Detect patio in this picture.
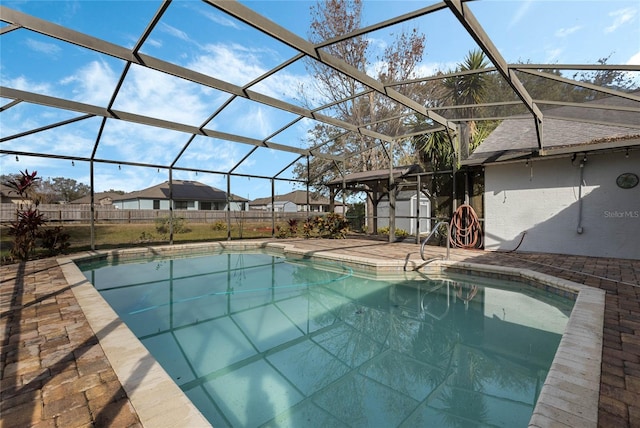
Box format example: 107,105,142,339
1,238,638,427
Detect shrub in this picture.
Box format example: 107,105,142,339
5,170,44,260
155,216,190,235
275,213,349,240
378,226,408,238
287,218,298,236
39,226,71,255
275,225,290,238
211,220,227,231
314,213,349,239
137,231,155,243
302,218,314,239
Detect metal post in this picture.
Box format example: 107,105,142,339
388,141,396,243
169,169,173,245
271,178,275,237
306,156,310,218
90,160,95,250
226,174,232,241
416,174,421,245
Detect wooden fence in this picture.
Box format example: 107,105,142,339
0,204,320,225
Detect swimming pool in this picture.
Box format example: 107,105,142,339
79,251,574,427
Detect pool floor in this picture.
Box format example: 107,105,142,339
81,252,575,427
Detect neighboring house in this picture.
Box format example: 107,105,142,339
249,190,343,213
112,180,248,211
377,190,432,235
463,93,640,259
0,183,29,204
70,192,123,206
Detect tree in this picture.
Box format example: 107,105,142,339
411,50,493,171
2,173,91,203
294,0,427,232
38,177,90,203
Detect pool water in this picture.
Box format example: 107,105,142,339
80,252,574,427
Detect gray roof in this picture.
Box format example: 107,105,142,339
70,192,123,204
327,165,422,187
250,190,337,206
464,93,640,165
113,180,248,202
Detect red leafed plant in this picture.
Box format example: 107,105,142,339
5,169,69,261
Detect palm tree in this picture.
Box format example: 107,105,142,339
442,49,490,150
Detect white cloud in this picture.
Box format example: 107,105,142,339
25,38,62,57
191,43,268,86
180,139,246,173
555,26,582,38
198,9,241,29
415,61,458,76
605,7,637,34
4,75,52,94
545,48,563,63
59,59,118,105
145,38,162,49
114,64,219,126
508,0,534,30
627,51,640,65
160,22,192,42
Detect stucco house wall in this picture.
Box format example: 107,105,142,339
484,152,639,259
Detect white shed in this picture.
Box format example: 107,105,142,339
378,190,432,235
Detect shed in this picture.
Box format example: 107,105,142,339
377,190,432,235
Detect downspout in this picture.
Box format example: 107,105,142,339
577,155,586,234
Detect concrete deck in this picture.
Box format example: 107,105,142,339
1,238,639,427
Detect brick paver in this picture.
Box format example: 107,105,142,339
1,239,638,427
1,258,141,428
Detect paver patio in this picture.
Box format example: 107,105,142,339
1,238,639,427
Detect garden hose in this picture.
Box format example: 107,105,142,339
449,204,483,249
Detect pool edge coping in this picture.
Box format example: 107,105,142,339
62,241,605,428
57,256,212,428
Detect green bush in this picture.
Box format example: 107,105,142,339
378,226,408,238
275,213,350,239
155,216,190,235
211,220,227,231
314,213,350,239
39,226,71,255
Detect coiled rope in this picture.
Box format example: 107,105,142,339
449,204,483,249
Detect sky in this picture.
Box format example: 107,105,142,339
1,0,639,201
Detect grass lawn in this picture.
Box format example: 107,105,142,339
1,222,278,263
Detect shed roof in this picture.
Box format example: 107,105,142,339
327,165,422,188
250,190,335,206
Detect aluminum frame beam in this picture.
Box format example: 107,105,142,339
0,6,378,152
444,0,545,151
205,0,458,136
0,86,343,161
